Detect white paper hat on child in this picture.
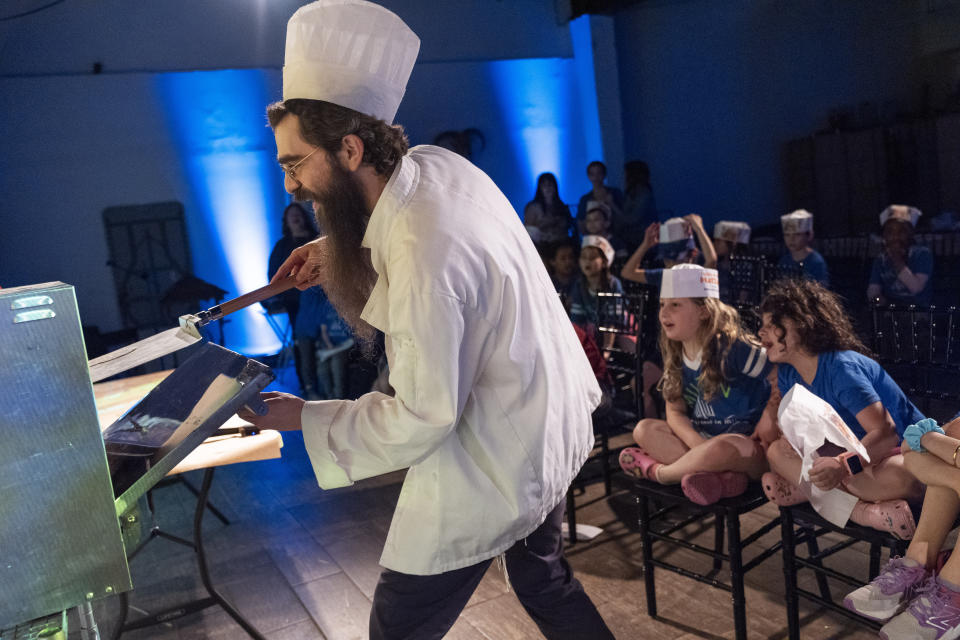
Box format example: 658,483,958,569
581,235,615,266
659,217,690,243
283,0,420,124
713,221,751,244
880,204,922,227
781,209,813,234
660,264,719,299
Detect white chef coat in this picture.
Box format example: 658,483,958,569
301,145,601,575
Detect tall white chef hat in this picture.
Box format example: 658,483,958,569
880,204,922,228
283,0,420,124
713,221,751,244
781,209,813,234
660,264,720,300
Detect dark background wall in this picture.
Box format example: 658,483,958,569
613,0,960,228
1,0,958,351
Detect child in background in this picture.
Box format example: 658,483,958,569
713,220,752,304
568,235,623,345
844,414,960,637
620,214,718,287
778,209,829,285
583,200,627,262
296,286,354,400
546,240,579,300
618,265,777,505
867,205,933,306
757,279,923,538
523,172,576,248
620,215,718,419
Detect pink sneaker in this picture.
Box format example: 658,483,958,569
681,471,749,505
619,447,660,481
850,499,917,540
761,471,807,506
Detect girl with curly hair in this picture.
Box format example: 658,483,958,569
619,265,778,505
757,278,923,538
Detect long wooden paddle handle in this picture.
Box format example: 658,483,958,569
196,275,298,325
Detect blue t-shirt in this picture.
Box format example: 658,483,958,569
645,268,663,289
777,350,923,440
681,340,772,437
569,275,624,327
295,286,351,342
869,245,933,306
778,250,830,286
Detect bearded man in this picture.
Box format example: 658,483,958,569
239,2,614,639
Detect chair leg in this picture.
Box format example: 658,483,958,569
869,541,882,579
600,432,612,496
804,533,832,602
566,488,578,545
638,493,657,618
726,512,747,640
780,508,801,640
713,514,726,573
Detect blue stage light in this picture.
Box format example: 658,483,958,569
157,69,285,356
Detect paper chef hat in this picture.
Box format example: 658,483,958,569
283,0,421,124
660,264,719,299
581,235,615,266
880,204,922,228
659,217,690,243
781,209,813,234
713,221,751,244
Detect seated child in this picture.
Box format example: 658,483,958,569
584,200,627,262
867,204,933,306
569,235,623,348
778,209,829,285
547,240,579,300
618,264,777,505
713,220,753,304
619,215,718,419
757,278,923,538
843,414,960,637
620,214,717,286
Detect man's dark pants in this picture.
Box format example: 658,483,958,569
369,498,615,639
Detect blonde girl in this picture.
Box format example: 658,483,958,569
619,264,777,505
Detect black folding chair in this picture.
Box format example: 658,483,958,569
566,291,648,543
616,476,782,640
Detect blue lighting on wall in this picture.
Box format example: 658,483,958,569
488,57,584,215
569,15,605,166
156,69,286,356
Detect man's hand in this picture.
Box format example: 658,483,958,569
809,455,846,491
271,237,328,290
236,391,306,431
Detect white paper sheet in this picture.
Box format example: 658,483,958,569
777,384,872,527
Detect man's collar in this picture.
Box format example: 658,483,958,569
361,153,417,255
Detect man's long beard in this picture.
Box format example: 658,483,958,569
299,160,378,343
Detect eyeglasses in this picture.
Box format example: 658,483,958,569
280,146,321,182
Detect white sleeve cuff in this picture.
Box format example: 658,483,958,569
301,400,353,489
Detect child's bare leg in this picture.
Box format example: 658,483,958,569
846,454,923,503
766,437,803,486
904,485,960,571
657,434,766,484
632,418,687,464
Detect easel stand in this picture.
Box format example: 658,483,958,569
112,468,265,640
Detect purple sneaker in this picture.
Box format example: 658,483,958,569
880,577,960,639
843,556,929,622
